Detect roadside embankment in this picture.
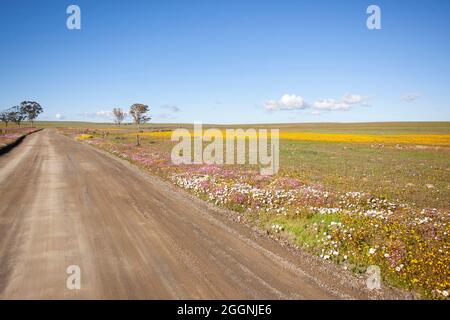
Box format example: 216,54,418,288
0,127,43,155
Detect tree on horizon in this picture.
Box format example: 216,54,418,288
19,101,43,127
129,103,150,130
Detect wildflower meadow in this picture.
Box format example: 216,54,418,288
60,123,449,299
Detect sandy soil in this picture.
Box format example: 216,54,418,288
0,129,406,299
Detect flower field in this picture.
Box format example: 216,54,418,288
111,129,450,146
60,123,449,299
280,132,450,145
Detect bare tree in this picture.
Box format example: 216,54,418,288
129,103,150,130
19,101,43,127
112,108,126,125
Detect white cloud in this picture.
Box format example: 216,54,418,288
264,94,309,111
312,93,370,112
55,113,65,120
263,92,370,114
154,113,176,119
401,93,421,102
342,93,366,105
161,105,180,112
313,99,351,111
95,110,113,117
80,110,115,118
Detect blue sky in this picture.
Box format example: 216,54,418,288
0,0,449,123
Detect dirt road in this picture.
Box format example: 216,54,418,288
0,129,373,299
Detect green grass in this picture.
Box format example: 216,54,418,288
262,210,342,248
4,120,450,134
279,140,449,210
